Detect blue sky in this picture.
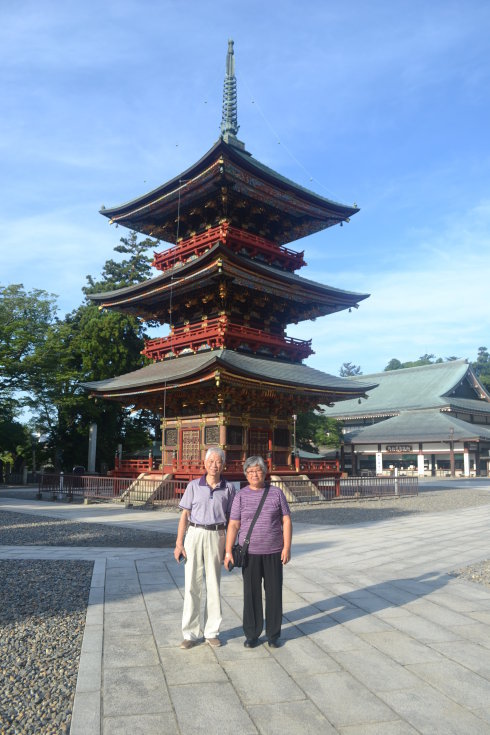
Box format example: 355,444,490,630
2,0,490,376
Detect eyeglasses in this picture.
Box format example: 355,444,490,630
246,468,264,475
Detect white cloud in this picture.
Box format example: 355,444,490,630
295,199,490,375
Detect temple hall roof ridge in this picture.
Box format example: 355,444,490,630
343,408,490,444
322,359,490,419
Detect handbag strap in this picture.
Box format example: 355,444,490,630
242,484,270,550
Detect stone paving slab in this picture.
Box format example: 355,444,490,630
2,496,490,734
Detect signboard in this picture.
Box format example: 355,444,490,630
385,445,413,453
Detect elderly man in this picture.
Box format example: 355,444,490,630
174,447,235,649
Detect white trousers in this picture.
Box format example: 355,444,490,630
182,525,225,640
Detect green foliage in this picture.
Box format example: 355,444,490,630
383,348,490,394
84,231,155,295
384,358,402,371
0,232,159,472
384,354,446,371
0,407,30,478
0,284,59,472
472,346,490,393
339,362,362,377
0,284,58,396
295,411,343,452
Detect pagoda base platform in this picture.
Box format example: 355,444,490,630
109,459,341,483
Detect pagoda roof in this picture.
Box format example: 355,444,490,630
88,241,369,320
83,348,377,401
344,409,490,444
100,139,359,245
322,360,490,419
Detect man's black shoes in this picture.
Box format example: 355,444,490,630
267,638,280,648
244,638,259,648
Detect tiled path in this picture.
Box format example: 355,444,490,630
1,495,490,734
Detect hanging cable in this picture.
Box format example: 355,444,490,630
161,179,185,480
240,73,354,204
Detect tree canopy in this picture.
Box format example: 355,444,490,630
473,346,490,393
0,232,159,474
383,350,490,392
295,410,343,452
339,362,362,377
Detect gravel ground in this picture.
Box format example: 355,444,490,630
289,486,490,525
1,487,489,734
0,510,175,548
0,560,92,735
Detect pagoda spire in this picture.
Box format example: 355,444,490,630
220,39,245,150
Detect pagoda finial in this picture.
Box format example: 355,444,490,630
220,39,245,150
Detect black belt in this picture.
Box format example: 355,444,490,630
189,521,226,531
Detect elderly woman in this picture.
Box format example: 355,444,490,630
225,456,292,648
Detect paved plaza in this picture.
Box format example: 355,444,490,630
1,485,490,734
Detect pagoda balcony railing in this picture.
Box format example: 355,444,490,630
152,222,306,273
142,316,313,361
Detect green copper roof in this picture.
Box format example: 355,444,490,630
323,360,490,418
344,409,490,443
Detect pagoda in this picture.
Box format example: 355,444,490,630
85,40,375,481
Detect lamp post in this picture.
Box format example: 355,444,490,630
32,432,41,498
292,414,299,472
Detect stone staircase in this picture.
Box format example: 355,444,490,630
120,473,173,507
270,474,324,503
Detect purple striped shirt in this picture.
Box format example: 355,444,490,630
230,485,290,554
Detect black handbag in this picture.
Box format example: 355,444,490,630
231,485,270,569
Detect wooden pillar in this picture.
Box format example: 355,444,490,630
340,443,345,474
463,444,470,477
449,429,455,477
417,443,424,476
352,445,358,476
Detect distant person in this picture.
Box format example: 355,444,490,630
225,455,292,648
174,448,235,649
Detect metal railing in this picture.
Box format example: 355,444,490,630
318,476,418,501
37,473,188,506
37,473,418,507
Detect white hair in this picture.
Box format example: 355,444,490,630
243,455,267,474
205,447,225,463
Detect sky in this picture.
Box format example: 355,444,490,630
2,0,490,377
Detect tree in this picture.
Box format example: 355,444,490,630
84,231,156,296
339,362,362,377
472,346,490,393
384,358,402,371
295,411,343,452
384,354,445,371
0,284,58,397
0,284,58,473
0,402,30,481
3,232,160,472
